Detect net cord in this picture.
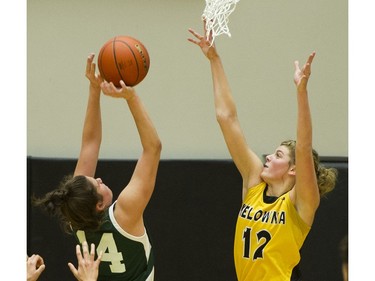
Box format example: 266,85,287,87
202,0,240,45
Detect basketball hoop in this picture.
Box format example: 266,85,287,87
202,0,240,45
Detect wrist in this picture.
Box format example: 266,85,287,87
89,83,101,93
208,52,220,62
297,90,308,98
124,92,137,102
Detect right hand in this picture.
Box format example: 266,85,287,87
101,80,136,101
188,20,218,60
27,254,45,281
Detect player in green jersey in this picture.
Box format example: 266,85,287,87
33,53,161,281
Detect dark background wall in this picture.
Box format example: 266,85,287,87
27,157,348,281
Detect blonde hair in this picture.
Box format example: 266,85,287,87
280,140,338,197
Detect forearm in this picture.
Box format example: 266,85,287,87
209,55,238,121
296,90,313,150
81,84,102,147
126,94,161,153
294,51,316,151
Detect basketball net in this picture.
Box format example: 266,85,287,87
202,0,240,45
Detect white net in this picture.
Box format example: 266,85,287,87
202,0,240,44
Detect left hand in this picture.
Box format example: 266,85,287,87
85,53,103,90
294,51,316,92
68,241,102,281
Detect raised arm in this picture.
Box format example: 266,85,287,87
188,26,263,197
101,81,162,236
74,54,103,177
291,51,320,226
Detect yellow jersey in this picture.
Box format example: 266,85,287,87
234,182,310,281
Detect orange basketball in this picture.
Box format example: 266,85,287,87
98,36,150,87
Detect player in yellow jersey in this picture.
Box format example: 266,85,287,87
188,22,337,281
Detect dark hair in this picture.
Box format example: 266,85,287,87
280,140,338,197
32,175,105,234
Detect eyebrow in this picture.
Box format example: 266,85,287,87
91,178,100,190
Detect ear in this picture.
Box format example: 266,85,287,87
96,201,105,212
288,165,296,176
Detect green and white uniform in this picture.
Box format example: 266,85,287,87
75,202,154,281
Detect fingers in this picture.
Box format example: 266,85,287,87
303,51,315,75
95,250,103,267
188,28,202,39
188,28,203,44
35,255,45,268
67,262,78,277
89,243,97,262
36,264,46,274
75,243,84,263
304,63,311,76
119,80,128,89
74,241,95,262
86,53,95,75
101,81,116,93
294,60,300,72
295,51,316,71
306,51,316,65
28,254,45,267
88,53,95,60
88,61,96,77
90,242,95,255
82,241,90,260
97,250,103,262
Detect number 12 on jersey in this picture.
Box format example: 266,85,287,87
242,227,271,260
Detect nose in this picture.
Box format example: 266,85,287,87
96,178,103,184
265,154,271,162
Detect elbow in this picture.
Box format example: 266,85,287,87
155,139,162,154
150,138,162,155
216,110,238,125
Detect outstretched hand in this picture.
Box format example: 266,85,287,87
68,241,102,281
86,53,103,90
188,20,218,60
101,80,136,101
294,51,316,92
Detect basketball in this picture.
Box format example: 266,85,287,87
98,35,150,87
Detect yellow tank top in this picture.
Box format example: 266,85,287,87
233,182,310,281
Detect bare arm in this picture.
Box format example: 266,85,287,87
188,27,263,198
291,51,320,226
101,81,162,235
74,54,103,177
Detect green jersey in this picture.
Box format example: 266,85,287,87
74,202,154,281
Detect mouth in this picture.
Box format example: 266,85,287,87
263,164,268,168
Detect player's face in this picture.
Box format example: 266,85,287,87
261,145,294,182
87,176,113,209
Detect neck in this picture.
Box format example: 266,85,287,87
266,183,293,197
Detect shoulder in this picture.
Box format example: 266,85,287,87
243,182,266,202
